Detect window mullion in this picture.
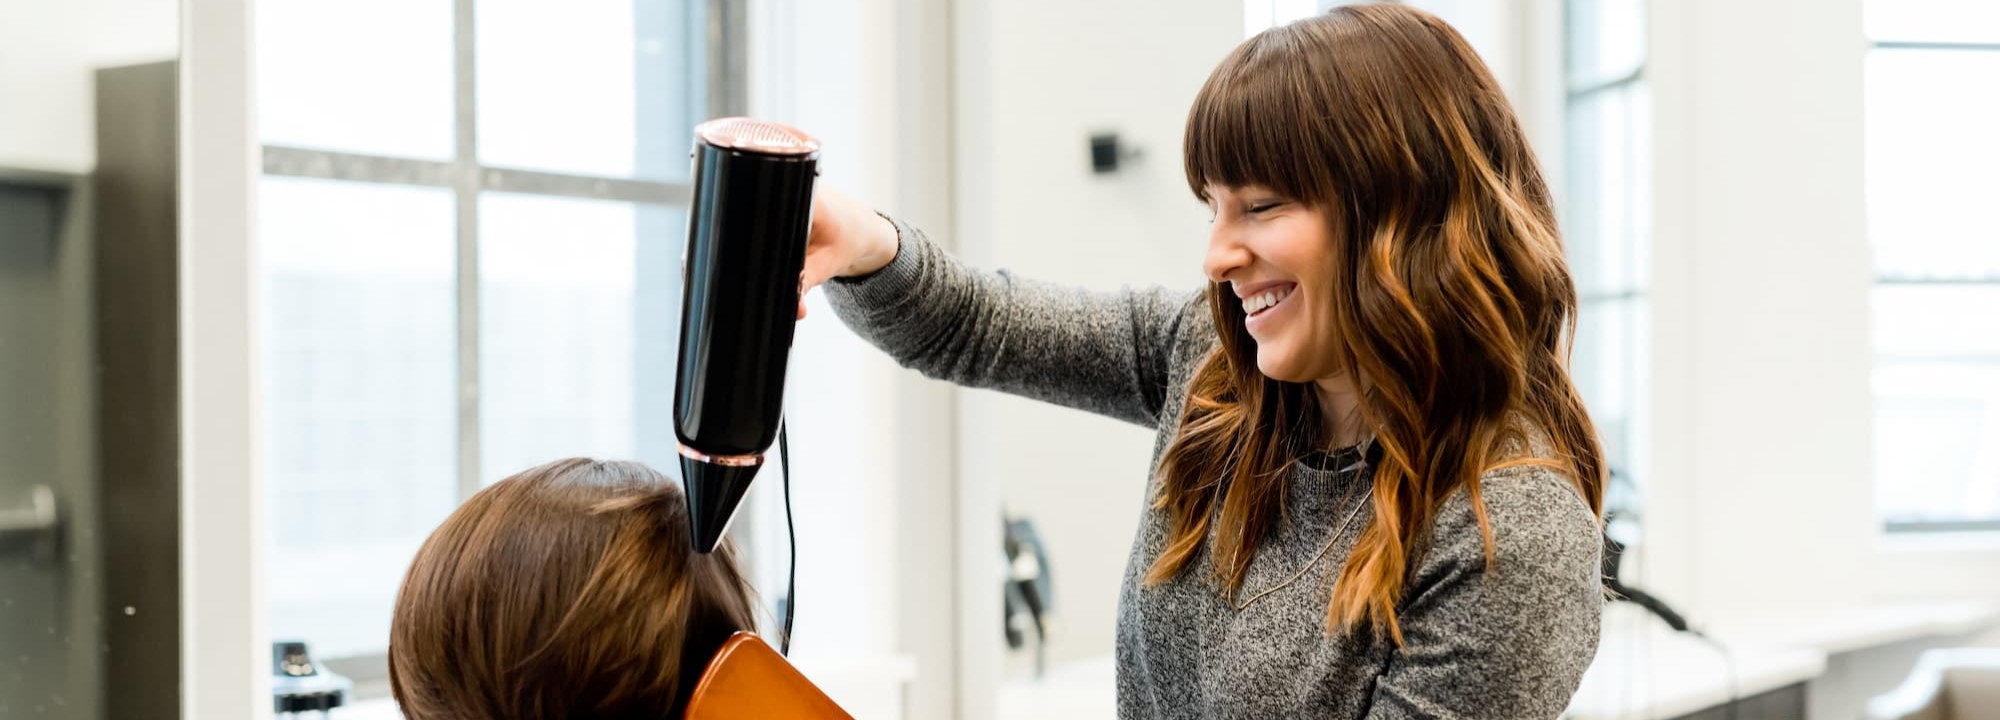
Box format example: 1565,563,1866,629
1877,276,2000,286
1566,67,1643,100
454,0,483,501
1873,40,2000,53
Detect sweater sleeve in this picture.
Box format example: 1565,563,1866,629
822,214,1209,428
1364,467,1605,720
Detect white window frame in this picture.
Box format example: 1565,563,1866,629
255,0,744,688
258,0,734,504
1867,32,2000,535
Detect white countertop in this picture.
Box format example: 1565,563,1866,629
1567,606,1826,720
1707,599,2000,656
999,655,1118,720
1568,599,2000,720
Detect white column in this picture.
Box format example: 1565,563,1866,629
179,0,265,717
1646,0,1874,620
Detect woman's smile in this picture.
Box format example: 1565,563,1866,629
1237,281,1297,334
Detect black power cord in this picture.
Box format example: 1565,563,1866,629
778,420,797,656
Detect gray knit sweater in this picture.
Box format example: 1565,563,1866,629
825,217,1603,719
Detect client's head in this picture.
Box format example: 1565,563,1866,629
390,458,756,719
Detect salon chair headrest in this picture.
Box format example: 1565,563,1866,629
684,632,853,720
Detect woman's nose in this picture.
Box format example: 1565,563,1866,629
1204,222,1250,284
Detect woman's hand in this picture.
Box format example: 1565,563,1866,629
797,186,900,319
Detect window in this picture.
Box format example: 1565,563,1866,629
256,0,731,679
1866,0,2000,532
1562,0,1650,522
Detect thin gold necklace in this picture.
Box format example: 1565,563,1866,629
1231,442,1373,612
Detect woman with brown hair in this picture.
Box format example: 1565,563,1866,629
387,458,757,718
804,4,1604,718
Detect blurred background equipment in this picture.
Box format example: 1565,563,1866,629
273,640,354,717
1867,648,2000,720
1088,131,1141,174
1601,468,1693,633
1,6,182,708
1004,513,1056,677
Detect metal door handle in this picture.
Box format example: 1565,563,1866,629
0,485,57,535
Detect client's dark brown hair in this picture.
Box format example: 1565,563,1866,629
389,458,757,719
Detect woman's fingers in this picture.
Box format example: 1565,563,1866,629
800,245,844,293
796,251,836,323
795,185,877,322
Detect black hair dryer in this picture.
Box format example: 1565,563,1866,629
675,117,820,553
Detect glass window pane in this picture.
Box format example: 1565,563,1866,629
1874,286,2000,525
478,193,685,483
476,0,698,180
1867,0,2000,44
1563,2,1651,521
1866,50,2000,279
1576,297,1649,533
260,177,458,660
1874,286,2000,360
1563,83,1650,296
1875,360,2000,524
256,0,455,159
1574,297,1644,472
1566,0,1644,87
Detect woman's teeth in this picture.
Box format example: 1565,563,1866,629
1244,286,1293,315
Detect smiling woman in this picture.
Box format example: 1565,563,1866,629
796,4,1605,718
1167,2,1606,650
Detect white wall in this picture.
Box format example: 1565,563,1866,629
0,0,96,172
0,0,177,173
1644,0,1879,620
952,0,1240,674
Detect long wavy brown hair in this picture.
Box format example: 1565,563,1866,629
1149,4,1605,644
389,458,757,718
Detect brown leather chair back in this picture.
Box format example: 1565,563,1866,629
684,633,854,720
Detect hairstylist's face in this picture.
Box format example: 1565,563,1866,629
1202,184,1341,383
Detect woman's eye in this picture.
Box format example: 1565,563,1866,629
1248,201,1284,215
